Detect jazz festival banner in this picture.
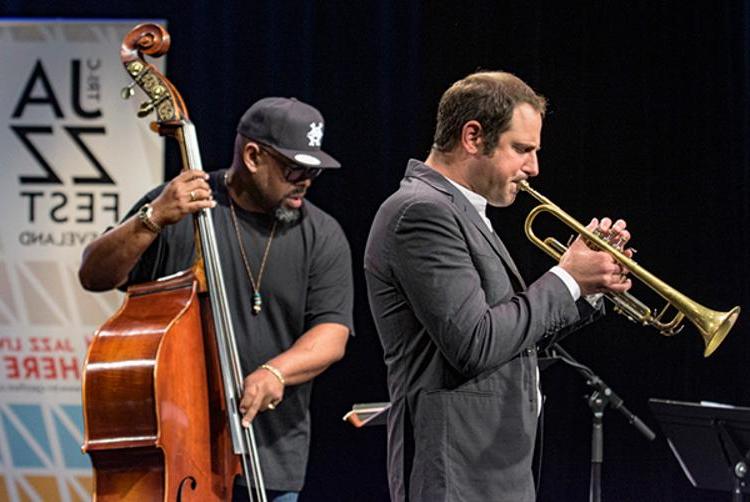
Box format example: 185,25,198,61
0,19,165,501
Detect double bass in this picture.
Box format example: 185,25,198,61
81,24,267,501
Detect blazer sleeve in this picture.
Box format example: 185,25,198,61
390,199,584,377
537,296,606,351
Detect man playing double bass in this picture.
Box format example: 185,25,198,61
79,97,354,502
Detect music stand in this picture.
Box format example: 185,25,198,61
343,402,390,428
649,399,750,501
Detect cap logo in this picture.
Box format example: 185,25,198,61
307,122,324,147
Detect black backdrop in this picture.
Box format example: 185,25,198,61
3,1,749,500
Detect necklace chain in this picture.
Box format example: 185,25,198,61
226,173,277,315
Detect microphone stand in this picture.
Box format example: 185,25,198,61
548,343,656,502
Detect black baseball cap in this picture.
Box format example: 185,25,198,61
237,97,340,169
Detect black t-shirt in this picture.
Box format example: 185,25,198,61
123,169,354,491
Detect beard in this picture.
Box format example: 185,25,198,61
274,205,301,224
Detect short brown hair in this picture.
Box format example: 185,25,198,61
432,71,547,154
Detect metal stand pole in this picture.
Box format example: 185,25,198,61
588,391,605,502
549,344,656,501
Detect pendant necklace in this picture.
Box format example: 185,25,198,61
226,173,277,315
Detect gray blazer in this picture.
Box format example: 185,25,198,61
365,159,601,502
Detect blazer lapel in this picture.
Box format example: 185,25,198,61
462,205,527,291
406,160,527,290
490,230,527,290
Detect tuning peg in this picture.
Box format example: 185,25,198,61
121,82,136,100
137,100,155,117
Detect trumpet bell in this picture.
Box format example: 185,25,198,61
701,305,741,357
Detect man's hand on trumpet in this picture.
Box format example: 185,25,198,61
559,217,634,296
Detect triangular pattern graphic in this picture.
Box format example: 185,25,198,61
67,478,87,502
75,475,92,497
3,413,44,468
0,302,10,324
0,261,18,325
60,404,85,432
15,478,32,502
65,265,121,326
0,475,8,501
5,405,50,467
53,411,89,468
24,475,60,502
25,260,70,325
17,264,62,325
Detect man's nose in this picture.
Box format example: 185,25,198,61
525,152,539,177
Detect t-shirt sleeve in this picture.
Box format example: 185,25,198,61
118,184,196,289
304,217,355,335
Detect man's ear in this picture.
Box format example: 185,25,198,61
243,142,262,174
460,120,484,154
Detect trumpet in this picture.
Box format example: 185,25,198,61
518,180,740,357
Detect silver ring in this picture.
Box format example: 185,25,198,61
189,190,197,202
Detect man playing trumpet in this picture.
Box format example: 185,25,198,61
364,71,634,501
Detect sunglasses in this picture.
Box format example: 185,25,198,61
261,145,323,183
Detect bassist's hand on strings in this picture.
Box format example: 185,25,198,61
149,170,216,227
239,365,285,427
